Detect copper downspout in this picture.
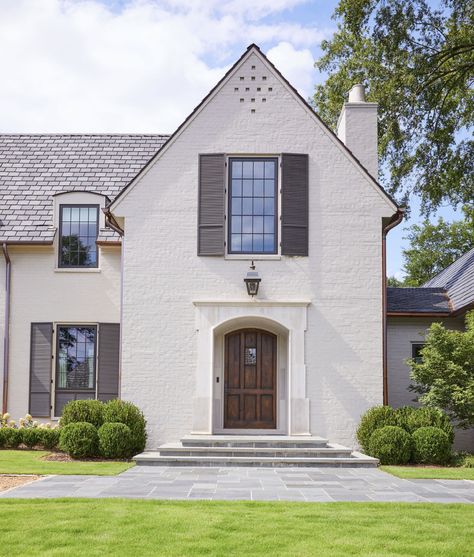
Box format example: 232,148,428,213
2,243,11,414
102,208,124,237
382,209,404,405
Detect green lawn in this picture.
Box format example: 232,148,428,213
0,450,134,476
0,500,472,556
381,465,474,480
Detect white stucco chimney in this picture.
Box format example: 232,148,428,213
337,84,378,178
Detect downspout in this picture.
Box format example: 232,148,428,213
382,209,404,405
2,243,11,415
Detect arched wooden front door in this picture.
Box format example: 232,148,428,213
224,329,277,429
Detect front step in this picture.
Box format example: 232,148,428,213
133,435,379,468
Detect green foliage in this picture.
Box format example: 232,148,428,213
404,407,455,443
21,428,42,448
61,400,104,429
394,406,417,428
0,428,22,449
387,276,403,287
314,0,474,213
356,405,397,452
98,423,133,459
59,422,99,459
412,426,452,464
408,312,474,428
103,400,147,455
368,426,413,464
401,206,474,286
38,428,60,450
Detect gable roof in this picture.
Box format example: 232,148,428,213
423,247,474,313
110,44,399,212
0,134,168,243
387,287,451,314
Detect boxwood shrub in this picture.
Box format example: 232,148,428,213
0,428,22,449
98,422,133,459
61,400,104,429
405,407,454,444
59,422,99,458
356,406,398,453
412,426,451,465
103,400,147,455
21,427,42,448
38,428,60,450
368,426,413,465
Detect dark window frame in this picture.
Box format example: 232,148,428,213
58,204,100,268
411,343,425,363
227,157,279,255
55,324,97,393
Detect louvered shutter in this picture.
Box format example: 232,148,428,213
97,323,120,402
29,323,53,417
281,153,309,256
198,154,225,255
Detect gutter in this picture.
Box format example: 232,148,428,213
382,209,404,405
2,243,11,414
102,207,124,237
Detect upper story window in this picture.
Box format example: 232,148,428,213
412,343,425,364
59,205,99,268
228,158,278,254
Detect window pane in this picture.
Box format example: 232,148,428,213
242,179,253,197
242,161,253,178
71,207,80,221
232,180,242,197
231,234,241,251
70,222,79,236
242,234,253,252
231,216,241,233
89,207,98,221
264,160,275,178
264,216,274,233
80,207,89,220
242,216,252,233
242,198,253,214
232,161,242,178
62,207,71,221
253,198,264,215
253,216,263,233
253,161,264,178
232,198,242,215
57,326,96,391
264,234,275,252
254,179,264,196
264,179,275,196
253,235,263,251
264,198,275,215
79,222,89,236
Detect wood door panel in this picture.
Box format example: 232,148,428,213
224,329,276,429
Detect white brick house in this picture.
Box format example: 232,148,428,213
1,45,472,456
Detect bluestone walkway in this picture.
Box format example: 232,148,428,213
1,466,473,503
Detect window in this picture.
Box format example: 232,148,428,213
412,343,425,364
59,205,99,267
56,326,96,391
228,158,277,254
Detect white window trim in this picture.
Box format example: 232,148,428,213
224,154,282,260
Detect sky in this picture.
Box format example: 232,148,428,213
0,0,459,277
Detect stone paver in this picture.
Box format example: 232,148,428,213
0,467,473,503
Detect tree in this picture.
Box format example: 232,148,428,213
314,0,474,214
387,276,404,286
401,205,474,285
408,311,474,428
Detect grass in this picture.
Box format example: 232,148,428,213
381,465,474,480
0,500,472,556
0,450,134,476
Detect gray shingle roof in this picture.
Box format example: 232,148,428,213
387,287,451,313
423,247,474,312
0,134,169,242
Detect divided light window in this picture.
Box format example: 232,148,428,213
59,205,99,268
228,158,278,254
56,326,96,391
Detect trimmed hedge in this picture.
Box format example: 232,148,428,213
405,407,454,444
61,400,104,429
0,428,22,449
368,426,413,465
38,428,60,450
103,400,147,455
98,423,133,459
21,428,42,448
59,422,99,459
412,427,451,465
356,406,398,453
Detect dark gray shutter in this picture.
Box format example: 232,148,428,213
97,323,120,402
198,154,225,255
281,153,309,256
29,323,53,417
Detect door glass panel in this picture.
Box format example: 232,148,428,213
245,347,257,365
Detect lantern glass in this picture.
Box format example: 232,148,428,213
244,270,261,297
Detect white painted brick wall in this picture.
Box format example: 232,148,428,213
387,316,473,450
115,50,396,449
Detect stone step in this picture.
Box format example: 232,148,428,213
158,443,353,458
180,435,329,448
133,452,379,468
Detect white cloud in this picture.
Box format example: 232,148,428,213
0,0,331,132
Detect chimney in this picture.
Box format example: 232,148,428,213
336,84,378,178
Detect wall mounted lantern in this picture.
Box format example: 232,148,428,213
244,261,261,297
